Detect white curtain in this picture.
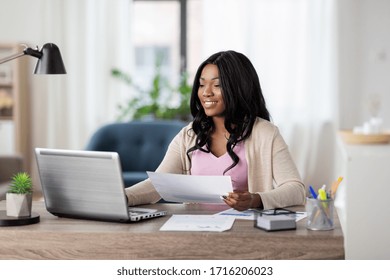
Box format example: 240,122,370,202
32,0,133,151
202,0,338,188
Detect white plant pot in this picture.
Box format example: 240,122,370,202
6,193,32,217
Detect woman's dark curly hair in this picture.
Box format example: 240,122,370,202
187,50,271,173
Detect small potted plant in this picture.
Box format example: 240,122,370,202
6,172,33,217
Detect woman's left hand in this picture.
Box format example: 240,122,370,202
223,191,257,211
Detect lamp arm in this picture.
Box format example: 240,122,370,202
0,46,42,65
0,52,25,65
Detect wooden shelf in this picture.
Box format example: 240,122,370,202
0,83,12,87
0,116,13,121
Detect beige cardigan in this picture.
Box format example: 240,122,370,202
125,118,306,209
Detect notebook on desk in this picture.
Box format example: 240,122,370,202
34,148,167,223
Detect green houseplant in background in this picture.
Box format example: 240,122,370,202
111,56,192,122
6,172,33,217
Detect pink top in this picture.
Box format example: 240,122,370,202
190,142,248,192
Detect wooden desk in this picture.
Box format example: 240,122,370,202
0,201,344,260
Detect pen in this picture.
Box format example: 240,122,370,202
318,189,327,201
309,185,317,199
331,176,343,198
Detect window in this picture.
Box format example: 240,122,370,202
132,0,181,89
132,0,201,88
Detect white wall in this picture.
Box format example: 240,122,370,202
338,0,390,130
0,1,45,43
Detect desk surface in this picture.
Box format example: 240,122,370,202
0,201,344,260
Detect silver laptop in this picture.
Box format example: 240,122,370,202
35,148,167,223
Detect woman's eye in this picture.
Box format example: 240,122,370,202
214,84,220,88
199,84,204,87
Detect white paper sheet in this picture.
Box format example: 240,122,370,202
214,208,256,220
215,209,307,221
289,212,307,222
160,215,235,232
147,172,232,203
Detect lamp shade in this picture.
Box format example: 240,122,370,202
33,43,66,74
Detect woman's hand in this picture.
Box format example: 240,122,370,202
223,191,262,211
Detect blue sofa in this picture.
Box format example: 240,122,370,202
85,120,185,188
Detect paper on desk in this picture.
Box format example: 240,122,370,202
215,209,307,221
160,215,235,232
215,208,256,220
147,172,232,203
289,212,307,222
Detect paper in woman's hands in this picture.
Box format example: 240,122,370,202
147,172,232,203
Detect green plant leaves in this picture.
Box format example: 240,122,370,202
111,59,192,121
9,172,33,194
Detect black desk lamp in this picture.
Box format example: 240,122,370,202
0,43,66,74
0,43,65,226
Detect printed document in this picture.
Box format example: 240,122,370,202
160,215,235,232
215,209,307,221
214,208,256,220
147,172,232,203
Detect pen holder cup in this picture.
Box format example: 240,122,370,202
306,198,334,231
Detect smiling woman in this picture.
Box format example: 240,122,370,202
125,50,306,211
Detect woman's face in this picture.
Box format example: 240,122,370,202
198,64,225,118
